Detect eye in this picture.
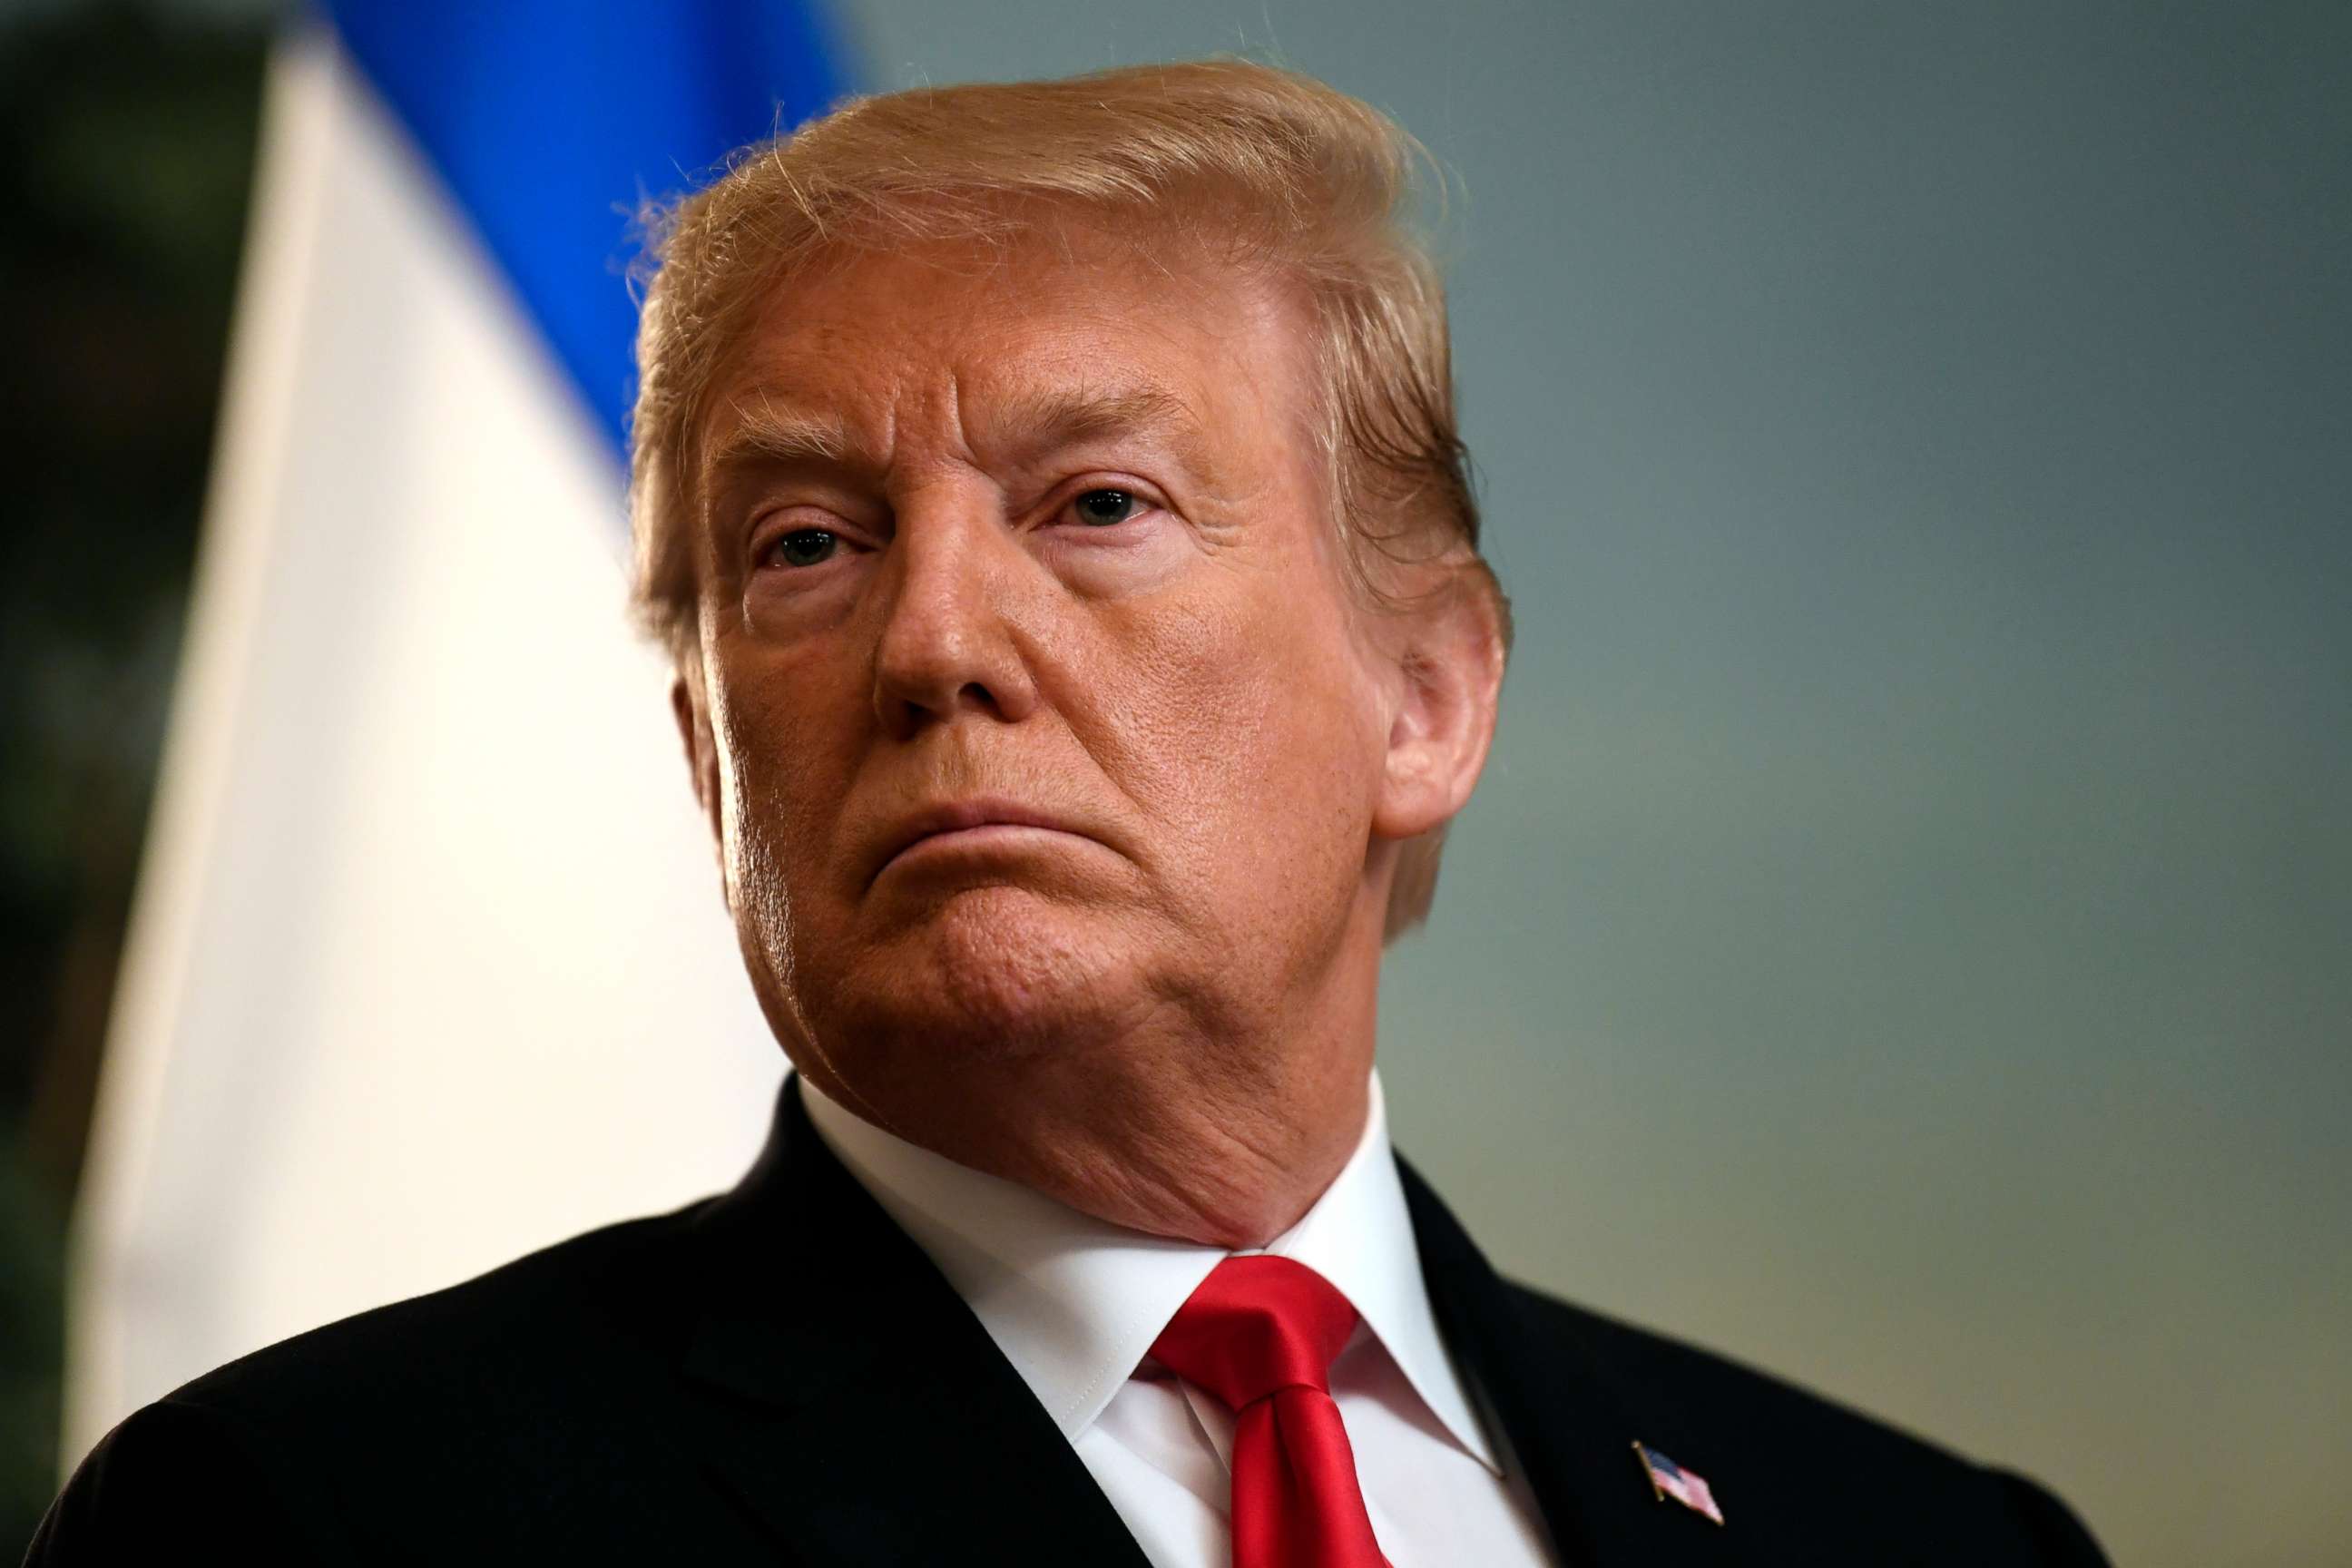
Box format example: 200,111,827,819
1069,488,1143,527
764,528,838,569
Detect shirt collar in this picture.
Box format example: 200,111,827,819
799,1068,1502,1475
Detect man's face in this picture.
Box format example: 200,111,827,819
682,221,1404,1125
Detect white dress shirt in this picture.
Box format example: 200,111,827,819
800,1070,1557,1568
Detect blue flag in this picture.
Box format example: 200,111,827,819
318,0,849,452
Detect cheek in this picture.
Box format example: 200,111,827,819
1088,571,1383,879
710,652,861,904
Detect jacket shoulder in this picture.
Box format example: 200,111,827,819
1504,1280,2107,1563
33,1200,733,1565
171,1198,716,1423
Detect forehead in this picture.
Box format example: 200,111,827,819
696,221,1315,472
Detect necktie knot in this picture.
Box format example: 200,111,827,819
1150,1255,1360,1412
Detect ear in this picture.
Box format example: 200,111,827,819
1370,570,1507,844
670,661,724,858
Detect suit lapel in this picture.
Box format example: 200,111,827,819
1400,1158,1740,1568
671,1078,1152,1567
666,1081,1743,1565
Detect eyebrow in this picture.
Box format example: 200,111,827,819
701,392,856,478
984,384,1203,461
700,381,1222,488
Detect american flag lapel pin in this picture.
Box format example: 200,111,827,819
1633,1440,1726,1525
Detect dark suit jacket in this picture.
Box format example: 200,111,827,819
28,1076,2107,1565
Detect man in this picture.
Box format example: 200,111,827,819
30,61,2106,1565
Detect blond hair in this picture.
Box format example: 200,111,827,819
628,59,1508,938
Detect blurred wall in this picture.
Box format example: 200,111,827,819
828,4,2348,1565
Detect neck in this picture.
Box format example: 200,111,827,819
794,952,1383,1250
1004,1038,1377,1249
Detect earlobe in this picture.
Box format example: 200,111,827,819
1369,578,1506,844
670,672,723,853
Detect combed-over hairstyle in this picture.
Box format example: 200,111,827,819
627,58,1509,939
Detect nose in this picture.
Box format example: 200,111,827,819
869,487,1042,740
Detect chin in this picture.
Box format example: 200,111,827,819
809,885,1159,1065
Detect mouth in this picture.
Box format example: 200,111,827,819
867,798,1096,888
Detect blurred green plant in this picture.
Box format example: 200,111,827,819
0,1,267,1548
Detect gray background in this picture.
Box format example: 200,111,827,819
835,4,2349,1564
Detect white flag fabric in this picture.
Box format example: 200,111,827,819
65,8,844,1465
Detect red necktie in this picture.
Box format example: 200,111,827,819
1150,1255,1391,1568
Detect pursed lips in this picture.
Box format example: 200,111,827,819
867,798,1096,887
